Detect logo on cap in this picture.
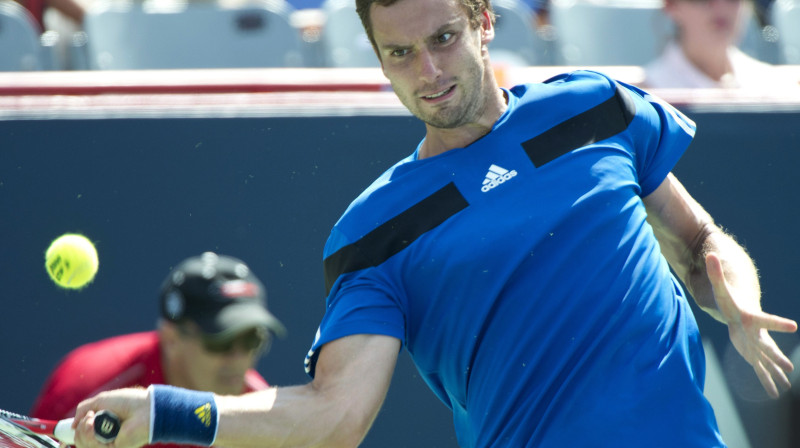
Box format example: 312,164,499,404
219,280,259,299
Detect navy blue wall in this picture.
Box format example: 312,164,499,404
1,108,798,447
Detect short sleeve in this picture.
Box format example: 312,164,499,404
621,81,696,196
304,269,405,378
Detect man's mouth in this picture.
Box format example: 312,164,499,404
422,85,455,100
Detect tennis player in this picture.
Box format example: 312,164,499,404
71,0,797,447
33,252,285,447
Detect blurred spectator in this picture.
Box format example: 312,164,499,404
14,0,87,69
31,252,286,431
644,0,792,88
14,0,84,31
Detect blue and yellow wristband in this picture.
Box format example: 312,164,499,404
148,384,219,446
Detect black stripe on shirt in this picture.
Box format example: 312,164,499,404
522,83,636,168
323,182,468,294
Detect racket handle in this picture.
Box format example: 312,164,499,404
54,410,121,445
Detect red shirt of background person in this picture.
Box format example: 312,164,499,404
30,252,286,448
14,0,84,32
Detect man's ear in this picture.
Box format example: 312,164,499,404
480,9,495,45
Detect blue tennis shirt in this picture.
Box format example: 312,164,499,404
307,71,726,447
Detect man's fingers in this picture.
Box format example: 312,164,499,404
741,331,794,397
756,312,799,334
74,397,99,428
705,252,798,399
761,332,795,373
753,360,780,399
761,348,792,391
73,411,96,447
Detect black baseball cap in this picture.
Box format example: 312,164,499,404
159,252,286,340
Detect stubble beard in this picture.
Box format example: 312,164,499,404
398,71,486,130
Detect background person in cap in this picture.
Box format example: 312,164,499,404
30,252,285,444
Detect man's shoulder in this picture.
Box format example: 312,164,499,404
513,70,619,102
324,152,442,258
505,70,637,135
506,70,627,123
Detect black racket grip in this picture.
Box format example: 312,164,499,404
93,410,121,444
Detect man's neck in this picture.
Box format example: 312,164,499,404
418,87,508,159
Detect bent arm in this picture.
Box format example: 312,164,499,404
644,173,797,398
215,334,399,448
643,172,750,321
73,334,400,448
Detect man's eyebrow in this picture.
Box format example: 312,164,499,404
433,17,463,36
377,17,464,49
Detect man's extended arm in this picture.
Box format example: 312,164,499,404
644,172,797,398
73,334,401,448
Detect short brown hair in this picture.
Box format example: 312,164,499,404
355,0,496,53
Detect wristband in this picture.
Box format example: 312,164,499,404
148,384,219,446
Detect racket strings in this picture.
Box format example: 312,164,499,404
0,417,58,448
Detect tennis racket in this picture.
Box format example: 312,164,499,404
0,408,120,447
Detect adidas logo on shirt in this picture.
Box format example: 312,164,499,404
481,164,518,193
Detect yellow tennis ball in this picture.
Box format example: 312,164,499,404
45,233,99,289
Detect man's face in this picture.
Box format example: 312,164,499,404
667,0,744,47
370,0,493,129
169,324,267,395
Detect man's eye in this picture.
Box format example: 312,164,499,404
438,32,454,43
391,49,410,57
